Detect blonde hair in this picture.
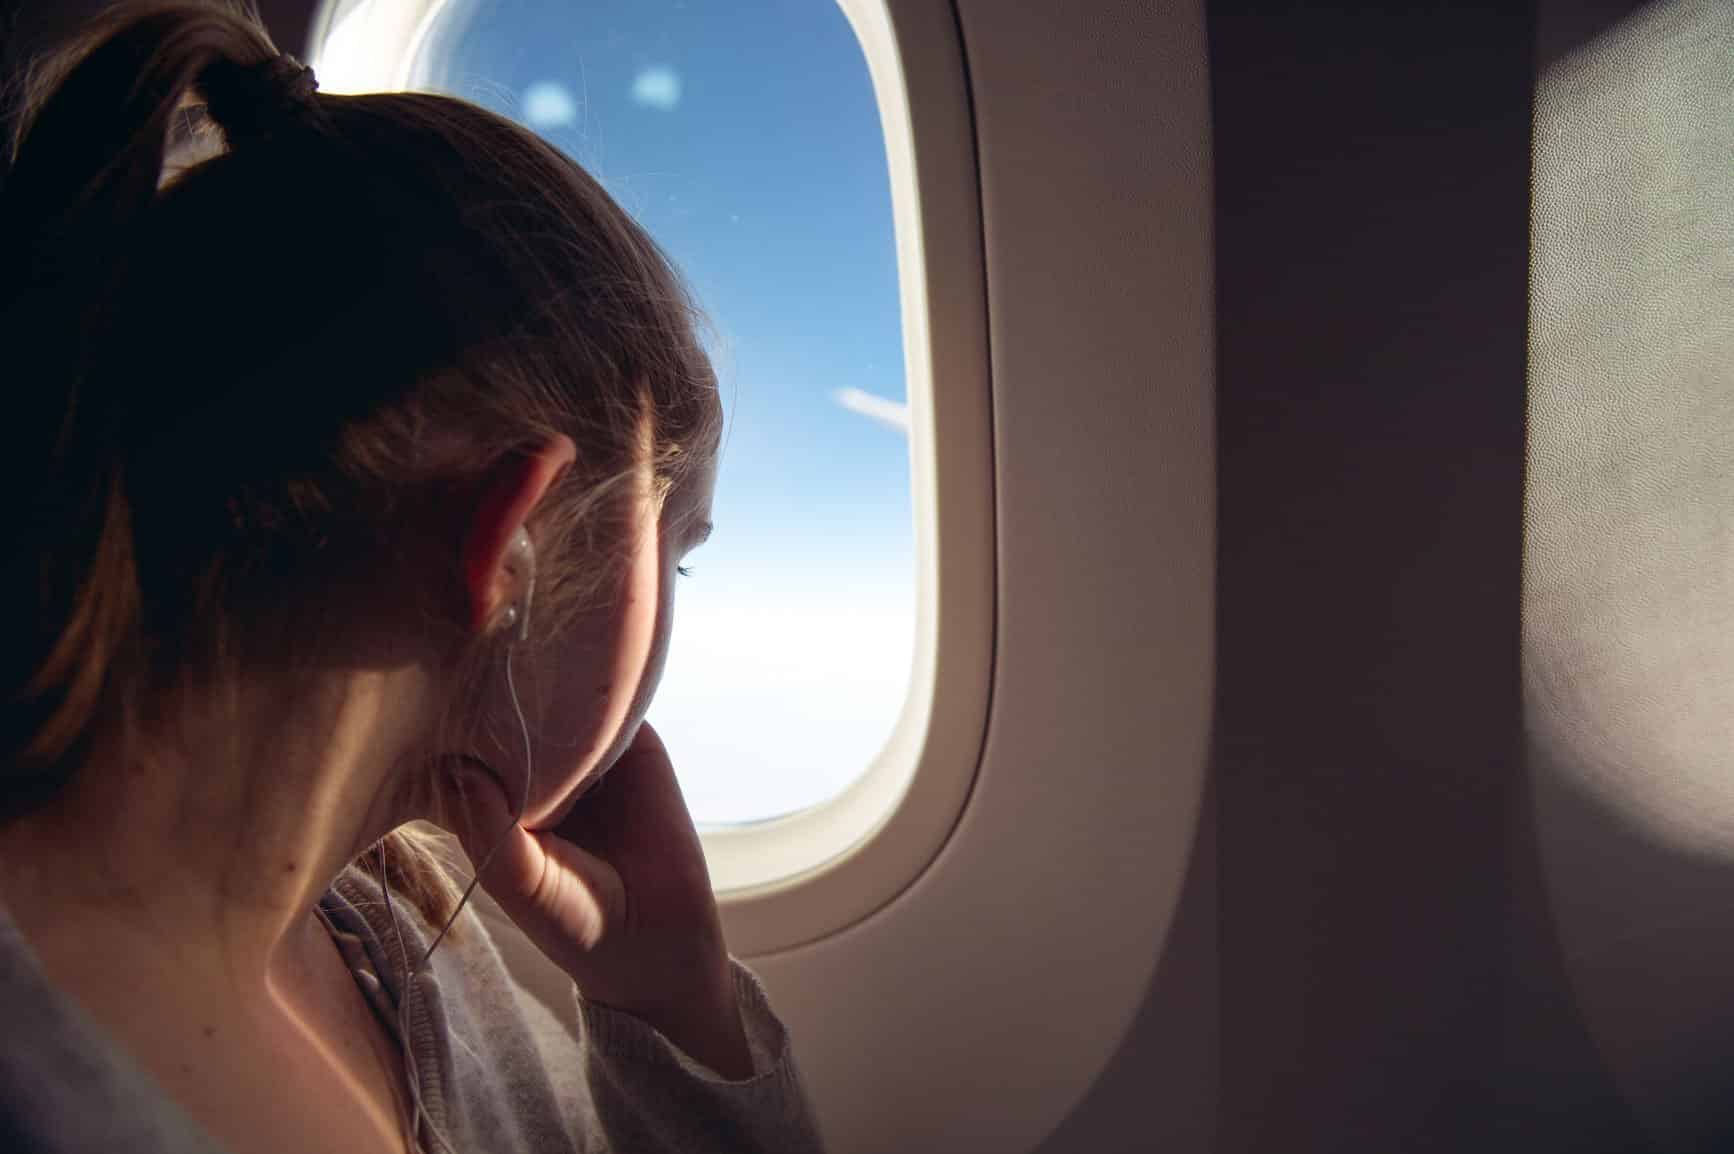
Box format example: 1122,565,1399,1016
0,1,720,926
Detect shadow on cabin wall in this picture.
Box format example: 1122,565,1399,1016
1048,1,1732,1152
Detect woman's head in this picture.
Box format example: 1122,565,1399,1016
0,2,720,903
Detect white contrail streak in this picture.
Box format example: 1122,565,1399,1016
833,387,910,433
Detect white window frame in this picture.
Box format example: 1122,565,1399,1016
305,0,993,956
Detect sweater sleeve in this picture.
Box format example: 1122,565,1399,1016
571,958,827,1153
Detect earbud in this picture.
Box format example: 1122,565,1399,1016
499,526,535,642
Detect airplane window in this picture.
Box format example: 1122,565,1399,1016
318,0,916,828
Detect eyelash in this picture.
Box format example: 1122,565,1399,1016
677,565,694,578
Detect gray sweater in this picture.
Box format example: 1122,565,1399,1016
0,864,826,1153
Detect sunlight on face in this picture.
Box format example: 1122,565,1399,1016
513,453,716,831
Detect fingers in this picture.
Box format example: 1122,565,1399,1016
521,831,625,953
551,721,686,851
452,758,624,956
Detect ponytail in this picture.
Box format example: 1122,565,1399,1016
0,3,292,813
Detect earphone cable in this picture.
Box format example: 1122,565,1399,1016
378,640,535,1154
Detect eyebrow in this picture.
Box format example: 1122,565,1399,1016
693,520,714,545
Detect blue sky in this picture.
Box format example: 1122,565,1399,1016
416,0,917,824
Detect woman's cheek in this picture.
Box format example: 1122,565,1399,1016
522,534,666,827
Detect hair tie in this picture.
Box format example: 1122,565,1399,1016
265,54,319,103
202,53,321,145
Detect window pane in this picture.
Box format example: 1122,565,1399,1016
414,0,916,826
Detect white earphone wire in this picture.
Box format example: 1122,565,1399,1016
378,633,535,1154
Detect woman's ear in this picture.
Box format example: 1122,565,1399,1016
461,434,577,632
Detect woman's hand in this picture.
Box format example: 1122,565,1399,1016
449,722,754,1079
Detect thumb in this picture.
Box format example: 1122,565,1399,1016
455,765,625,956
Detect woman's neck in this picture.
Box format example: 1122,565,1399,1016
0,830,420,1154
0,664,432,988
0,671,437,1154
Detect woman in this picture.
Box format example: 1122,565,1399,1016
0,3,825,1152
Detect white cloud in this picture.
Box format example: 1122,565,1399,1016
833,387,910,433
522,80,579,129
651,582,916,826
630,66,683,111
